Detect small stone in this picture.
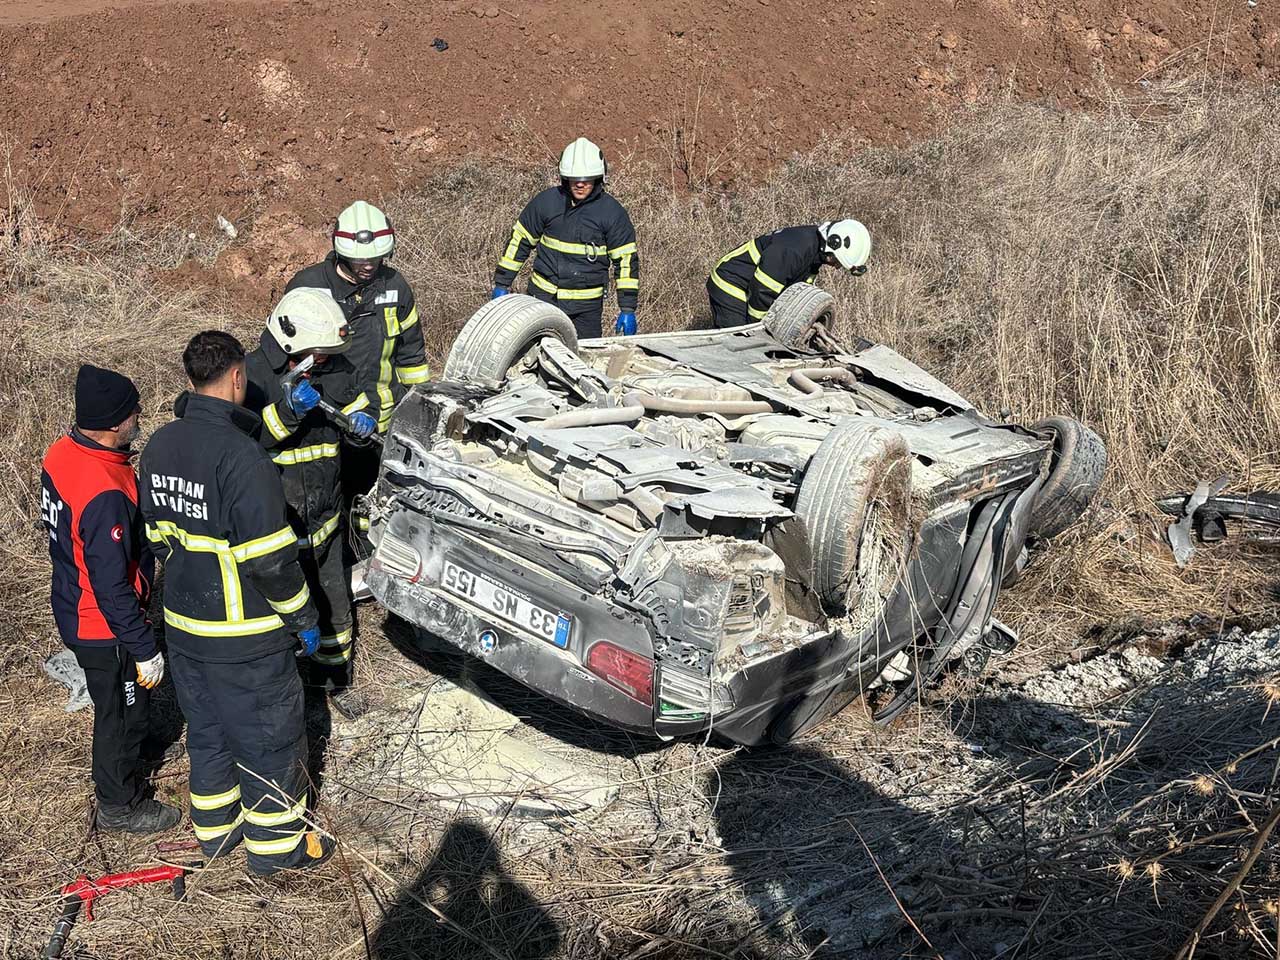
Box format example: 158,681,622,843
939,31,959,49
483,5,499,17
535,45,549,55
217,107,229,122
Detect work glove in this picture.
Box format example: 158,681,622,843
491,286,509,300
348,411,377,438
615,312,637,336
136,653,165,689
287,379,321,416
296,626,321,658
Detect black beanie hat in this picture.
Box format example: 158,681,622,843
75,364,140,431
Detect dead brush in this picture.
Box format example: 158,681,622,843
3,79,1280,959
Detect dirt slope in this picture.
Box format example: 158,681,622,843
2,0,1275,241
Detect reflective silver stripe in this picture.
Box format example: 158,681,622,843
397,364,431,384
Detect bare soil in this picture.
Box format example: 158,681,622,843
2,0,1276,246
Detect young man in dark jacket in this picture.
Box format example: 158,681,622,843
140,331,332,875
41,364,181,834
246,287,375,718
706,219,872,328
492,136,640,339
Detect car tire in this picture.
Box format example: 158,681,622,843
762,284,838,351
1028,416,1107,540
793,419,914,619
444,294,578,383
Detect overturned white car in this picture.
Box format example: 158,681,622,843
364,288,1105,744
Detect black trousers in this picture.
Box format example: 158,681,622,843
301,533,355,686
705,280,749,329
530,288,605,339
169,648,313,874
341,440,380,560
72,644,150,810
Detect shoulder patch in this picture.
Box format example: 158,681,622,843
374,290,399,305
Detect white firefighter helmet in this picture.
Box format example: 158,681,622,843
333,200,395,260
818,219,872,273
267,287,352,356
559,137,606,180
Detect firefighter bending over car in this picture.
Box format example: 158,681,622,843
492,137,640,339
140,331,332,875
284,201,429,567
245,287,374,719
707,220,872,328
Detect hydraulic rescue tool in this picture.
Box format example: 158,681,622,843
43,864,197,959
281,353,383,446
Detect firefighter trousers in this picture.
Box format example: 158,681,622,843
705,280,750,329
73,643,150,810
301,532,355,687
530,288,604,339
169,647,318,874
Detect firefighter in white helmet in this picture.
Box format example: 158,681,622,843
245,287,375,718
707,219,871,328
492,137,640,338
283,201,428,577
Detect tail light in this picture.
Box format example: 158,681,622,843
586,641,654,707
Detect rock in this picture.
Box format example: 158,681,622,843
483,5,499,17
939,31,959,49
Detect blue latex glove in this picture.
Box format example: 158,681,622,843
491,286,509,300
288,379,321,415
348,411,376,438
296,626,321,658
615,312,637,336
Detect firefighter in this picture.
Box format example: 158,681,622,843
246,287,375,718
492,136,639,339
706,220,872,329
40,365,181,834
140,331,332,875
283,201,429,558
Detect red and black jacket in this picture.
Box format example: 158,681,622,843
40,430,156,659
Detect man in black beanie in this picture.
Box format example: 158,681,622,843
39,364,181,834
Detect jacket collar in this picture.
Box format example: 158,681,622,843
173,391,262,438
257,329,290,374
323,251,393,296
69,428,132,464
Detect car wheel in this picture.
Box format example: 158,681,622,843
793,419,914,623
1028,416,1107,540
444,294,578,383
762,284,839,351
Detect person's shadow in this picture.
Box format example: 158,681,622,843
370,819,561,960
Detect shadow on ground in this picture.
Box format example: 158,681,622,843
370,819,561,960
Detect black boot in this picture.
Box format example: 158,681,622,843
97,798,182,835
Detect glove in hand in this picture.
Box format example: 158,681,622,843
136,653,165,689
288,380,321,415
491,286,509,300
349,412,376,438
615,312,637,335
296,627,321,658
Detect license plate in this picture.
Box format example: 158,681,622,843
441,560,572,649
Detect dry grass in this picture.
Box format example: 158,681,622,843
2,79,1280,958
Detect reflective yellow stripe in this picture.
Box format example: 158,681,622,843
400,306,419,330
268,582,310,615
609,242,637,257
341,394,370,415
298,513,340,550
376,334,395,426
498,256,523,271
262,403,291,442
540,234,607,257
356,515,370,532
193,811,244,841
498,222,537,272
397,363,431,385
530,272,604,300
313,649,352,665
747,239,763,264
243,792,308,828
514,222,539,246
146,526,163,542
711,269,748,303
191,785,241,811
148,520,241,621
164,608,284,637
748,305,768,320
319,629,352,649
244,828,306,856
753,267,785,295
616,247,637,292
231,525,297,562
272,443,339,467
